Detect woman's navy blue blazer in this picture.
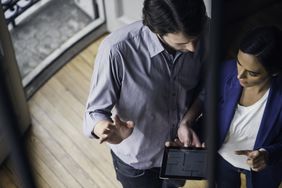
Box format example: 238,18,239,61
218,60,282,187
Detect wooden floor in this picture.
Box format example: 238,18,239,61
0,34,207,188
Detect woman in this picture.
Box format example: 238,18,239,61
217,26,282,188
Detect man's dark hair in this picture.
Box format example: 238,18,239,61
239,25,282,74
143,0,207,37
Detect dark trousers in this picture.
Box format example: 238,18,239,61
111,151,185,188
216,154,252,188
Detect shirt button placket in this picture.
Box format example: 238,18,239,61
169,77,178,139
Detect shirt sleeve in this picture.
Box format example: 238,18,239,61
83,38,123,138
261,133,282,165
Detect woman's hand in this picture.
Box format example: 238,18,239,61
94,115,134,144
235,149,269,172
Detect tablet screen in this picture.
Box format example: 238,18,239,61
160,146,208,180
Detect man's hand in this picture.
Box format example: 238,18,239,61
235,149,268,172
169,97,203,148
165,138,184,147
178,122,201,147
94,115,134,144
165,138,205,148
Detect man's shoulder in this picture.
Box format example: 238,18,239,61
104,21,145,48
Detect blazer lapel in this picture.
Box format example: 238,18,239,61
220,79,242,145
254,78,282,148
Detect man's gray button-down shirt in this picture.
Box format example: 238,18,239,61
84,21,206,169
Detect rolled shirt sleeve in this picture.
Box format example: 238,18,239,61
83,38,122,138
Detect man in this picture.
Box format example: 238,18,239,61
84,0,208,187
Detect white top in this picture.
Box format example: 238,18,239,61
218,89,270,170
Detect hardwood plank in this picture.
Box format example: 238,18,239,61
39,77,85,120
2,161,24,188
240,173,246,188
184,180,207,188
69,55,93,81
28,118,98,188
64,63,91,93
53,66,89,104
5,145,66,188
78,48,96,67
29,169,51,188
29,151,65,188
37,78,85,121
30,88,111,165
26,129,83,188
2,157,51,188
30,170,51,188
29,96,120,188
30,90,118,183
35,77,118,169
86,34,107,55
79,34,107,67
0,165,18,188
79,44,96,67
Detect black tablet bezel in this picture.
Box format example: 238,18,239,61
160,146,208,180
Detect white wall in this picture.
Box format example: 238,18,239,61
104,0,143,32
204,0,211,18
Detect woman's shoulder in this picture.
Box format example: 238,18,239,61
222,59,237,72
219,59,237,85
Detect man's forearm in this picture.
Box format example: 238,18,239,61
181,97,203,126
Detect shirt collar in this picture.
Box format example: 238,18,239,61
143,25,202,58
143,26,165,58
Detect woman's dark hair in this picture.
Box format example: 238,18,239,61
239,26,282,74
143,0,207,37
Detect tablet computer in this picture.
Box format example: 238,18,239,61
160,146,208,180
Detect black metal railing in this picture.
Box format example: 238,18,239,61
1,0,41,26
